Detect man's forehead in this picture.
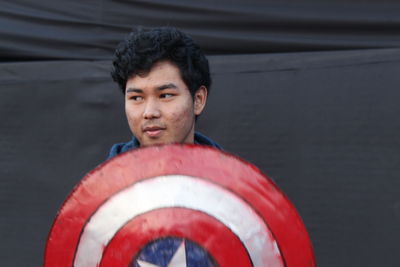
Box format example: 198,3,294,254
126,63,185,90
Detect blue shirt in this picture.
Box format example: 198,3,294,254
107,132,222,159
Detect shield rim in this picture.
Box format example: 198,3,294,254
44,144,316,267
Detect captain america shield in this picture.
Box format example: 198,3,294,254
45,144,316,267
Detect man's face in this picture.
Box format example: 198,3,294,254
125,60,207,147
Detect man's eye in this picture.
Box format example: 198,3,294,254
161,93,174,99
130,96,143,101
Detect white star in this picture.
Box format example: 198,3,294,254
137,261,159,267
137,241,187,267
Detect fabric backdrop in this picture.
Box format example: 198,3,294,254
1,0,400,60
1,1,400,266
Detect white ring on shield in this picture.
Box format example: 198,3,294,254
73,175,283,267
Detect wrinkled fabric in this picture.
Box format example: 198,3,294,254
1,0,400,61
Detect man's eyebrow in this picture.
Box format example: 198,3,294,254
126,88,143,93
126,83,177,93
158,83,178,91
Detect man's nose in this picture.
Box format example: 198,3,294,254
143,99,161,119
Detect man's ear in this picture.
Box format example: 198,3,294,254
194,86,208,116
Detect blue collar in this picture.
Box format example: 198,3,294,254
107,132,222,160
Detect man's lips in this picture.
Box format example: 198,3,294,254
143,126,165,138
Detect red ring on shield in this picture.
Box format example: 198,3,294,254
45,144,316,267
100,208,252,266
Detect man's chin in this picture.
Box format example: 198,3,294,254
140,138,173,147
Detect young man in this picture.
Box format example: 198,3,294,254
108,27,221,159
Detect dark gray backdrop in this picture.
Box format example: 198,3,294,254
1,0,400,266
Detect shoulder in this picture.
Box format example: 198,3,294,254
194,132,223,150
107,138,139,159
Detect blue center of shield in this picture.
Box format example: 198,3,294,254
132,237,217,267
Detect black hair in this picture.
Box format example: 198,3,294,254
111,27,211,98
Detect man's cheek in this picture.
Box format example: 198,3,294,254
172,111,189,128
127,117,139,135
